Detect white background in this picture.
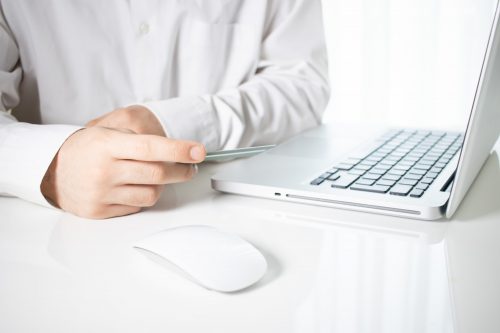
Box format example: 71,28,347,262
321,0,497,131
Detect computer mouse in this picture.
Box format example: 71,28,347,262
134,225,267,292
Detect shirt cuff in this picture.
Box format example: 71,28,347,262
0,123,82,208
139,96,219,152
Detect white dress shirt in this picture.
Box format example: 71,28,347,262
0,0,329,207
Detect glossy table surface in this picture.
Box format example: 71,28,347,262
1,136,499,333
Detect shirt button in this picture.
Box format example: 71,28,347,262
139,22,150,35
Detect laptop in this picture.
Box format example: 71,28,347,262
211,2,500,221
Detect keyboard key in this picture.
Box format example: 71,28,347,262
310,178,325,186
358,160,377,167
409,168,427,176
334,163,355,170
348,169,366,176
390,151,406,158
350,184,390,193
426,172,439,179
354,164,372,171
420,177,434,185
415,183,430,190
377,148,393,154
369,168,386,175
398,178,418,186
387,169,406,176
430,167,443,173
390,184,413,196
416,160,434,166
434,145,449,150
330,174,360,189
319,172,332,179
372,165,391,172
413,148,428,154
393,164,412,171
425,153,442,159
414,164,432,171
410,189,425,198
355,178,376,186
385,155,402,162
371,152,388,158
405,173,422,181
439,158,451,166
363,173,382,181
379,159,397,166
376,179,397,187
443,153,455,159
365,156,384,163
328,173,341,181
420,159,438,166
382,174,401,181
408,149,425,155
398,161,417,167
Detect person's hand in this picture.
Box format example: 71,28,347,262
86,105,166,136
40,127,206,219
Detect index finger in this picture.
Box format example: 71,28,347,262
109,132,206,163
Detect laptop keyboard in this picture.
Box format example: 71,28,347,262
310,130,463,197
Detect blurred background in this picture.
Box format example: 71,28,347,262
321,0,497,131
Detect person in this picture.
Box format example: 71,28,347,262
0,0,330,219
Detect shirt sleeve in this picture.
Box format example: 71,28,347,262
142,0,330,152
0,8,81,207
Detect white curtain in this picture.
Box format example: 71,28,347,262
322,0,497,131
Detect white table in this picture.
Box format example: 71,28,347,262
1,137,499,333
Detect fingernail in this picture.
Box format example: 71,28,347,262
190,146,204,161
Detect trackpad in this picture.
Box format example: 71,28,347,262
269,136,359,160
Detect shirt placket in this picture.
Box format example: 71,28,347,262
131,1,156,103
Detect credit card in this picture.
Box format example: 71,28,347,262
204,145,276,162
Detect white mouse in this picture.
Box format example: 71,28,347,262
134,225,267,292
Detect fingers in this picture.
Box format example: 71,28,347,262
109,131,206,163
113,160,196,185
106,185,164,207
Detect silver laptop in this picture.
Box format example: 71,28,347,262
211,3,500,221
